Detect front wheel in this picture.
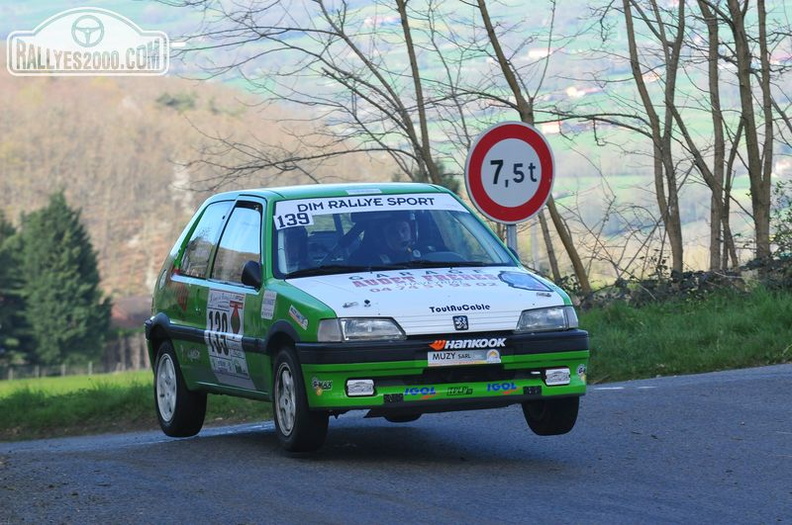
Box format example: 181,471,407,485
273,347,329,452
154,341,207,437
522,397,579,436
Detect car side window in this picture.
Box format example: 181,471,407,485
211,203,262,284
180,201,234,278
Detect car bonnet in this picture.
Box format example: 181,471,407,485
286,266,566,335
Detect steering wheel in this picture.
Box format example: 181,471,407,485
318,223,365,266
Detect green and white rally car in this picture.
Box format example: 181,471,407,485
145,182,589,452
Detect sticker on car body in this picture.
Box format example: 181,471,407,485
204,289,254,389
289,304,309,330
427,349,502,367
273,193,467,229
261,290,277,319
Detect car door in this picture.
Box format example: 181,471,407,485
200,199,267,393
167,199,234,387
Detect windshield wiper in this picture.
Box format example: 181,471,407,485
384,260,496,269
285,264,373,278
285,261,510,277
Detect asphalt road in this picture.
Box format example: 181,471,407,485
1,365,790,524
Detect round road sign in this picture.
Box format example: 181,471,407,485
464,121,555,224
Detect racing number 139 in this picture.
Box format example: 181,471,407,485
207,311,229,355
275,212,310,229
490,159,537,188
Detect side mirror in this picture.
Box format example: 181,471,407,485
241,260,263,289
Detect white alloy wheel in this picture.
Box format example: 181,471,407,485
276,363,297,436
153,342,206,437
156,352,177,423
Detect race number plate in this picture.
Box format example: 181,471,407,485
427,349,501,367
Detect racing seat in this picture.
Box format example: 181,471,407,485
282,226,312,272
348,224,384,265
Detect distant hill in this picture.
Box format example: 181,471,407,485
0,46,391,297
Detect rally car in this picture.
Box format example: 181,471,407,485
145,182,589,452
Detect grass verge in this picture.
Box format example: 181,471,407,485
0,372,272,442
582,286,792,382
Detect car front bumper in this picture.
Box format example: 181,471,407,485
296,329,589,413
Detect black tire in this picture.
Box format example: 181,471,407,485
522,396,579,436
154,341,207,437
384,413,421,423
273,346,329,452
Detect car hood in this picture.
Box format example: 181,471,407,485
287,266,566,335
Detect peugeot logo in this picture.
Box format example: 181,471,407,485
453,315,469,331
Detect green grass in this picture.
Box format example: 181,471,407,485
582,286,792,383
1,286,790,442
0,371,272,442
0,370,152,398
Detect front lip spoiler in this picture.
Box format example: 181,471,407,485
358,392,582,417
296,329,589,365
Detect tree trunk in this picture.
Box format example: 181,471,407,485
623,0,685,275
728,0,773,262
539,209,561,282
546,198,590,293
476,0,591,294
396,0,442,186
698,0,724,270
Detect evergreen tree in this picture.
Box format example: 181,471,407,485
18,193,112,365
0,211,25,361
0,211,15,332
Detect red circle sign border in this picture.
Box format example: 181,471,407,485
464,122,555,224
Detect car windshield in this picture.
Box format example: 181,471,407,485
272,192,516,278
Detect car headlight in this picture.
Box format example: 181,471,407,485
318,318,406,342
515,306,578,333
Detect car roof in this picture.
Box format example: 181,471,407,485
206,182,451,203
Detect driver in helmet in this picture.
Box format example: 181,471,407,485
378,219,413,264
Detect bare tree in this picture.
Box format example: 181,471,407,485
168,0,451,185
671,0,784,267
588,0,687,275
722,0,775,263
472,0,592,294
560,174,667,284
669,1,738,270
166,0,594,291
567,0,790,274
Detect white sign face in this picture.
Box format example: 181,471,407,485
464,122,555,224
482,138,543,208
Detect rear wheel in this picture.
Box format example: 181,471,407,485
522,397,579,436
154,341,207,437
273,346,329,452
